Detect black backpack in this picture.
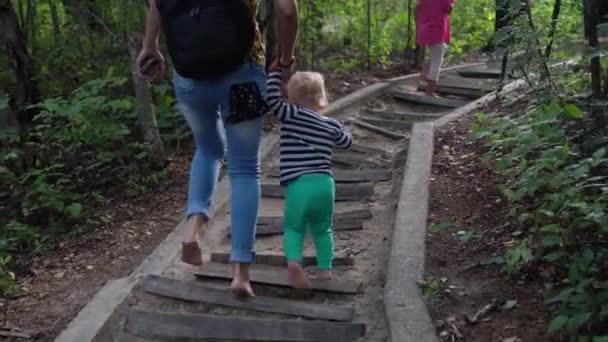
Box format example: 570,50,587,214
156,0,256,80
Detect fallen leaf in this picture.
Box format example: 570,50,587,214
502,300,518,311
503,337,521,342
86,265,94,270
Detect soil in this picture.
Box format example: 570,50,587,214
425,113,560,342
0,68,407,341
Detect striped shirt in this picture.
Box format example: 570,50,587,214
267,70,352,185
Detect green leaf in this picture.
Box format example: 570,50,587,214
592,336,608,342
543,250,566,262
547,315,568,334
540,224,560,233
563,104,584,119
65,203,82,218
430,221,451,233
542,235,562,247
567,312,591,331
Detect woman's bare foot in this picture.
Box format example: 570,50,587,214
181,215,206,265
313,270,334,280
231,263,256,299
287,261,311,289
230,279,255,299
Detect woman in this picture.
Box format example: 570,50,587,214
137,0,298,298
416,0,455,96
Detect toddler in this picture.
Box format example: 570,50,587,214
266,63,352,288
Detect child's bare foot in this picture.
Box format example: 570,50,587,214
313,270,334,280
287,261,311,289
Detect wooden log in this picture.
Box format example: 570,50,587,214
392,91,468,108
195,263,363,294
141,275,356,321
261,183,374,201
125,310,366,341
210,252,355,267
352,119,406,140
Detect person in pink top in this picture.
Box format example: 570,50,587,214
416,0,455,96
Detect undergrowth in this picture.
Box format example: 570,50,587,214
472,69,608,338
0,72,185,296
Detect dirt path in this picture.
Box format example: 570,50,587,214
425,114,554,342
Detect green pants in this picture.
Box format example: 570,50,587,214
284,173,335,270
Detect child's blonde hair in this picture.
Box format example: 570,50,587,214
287,71,328,109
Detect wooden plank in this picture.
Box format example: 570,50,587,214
126,310,366,342
262,183,373,201
349,142,388,156
392,91,468,108
365,110,443,122
270,167,392,183
195,263,363,294
456,65,502,79
352,119,406,140
332,153,382,168
229,219,363,237
141,275,356,321
436,74,497,91
210,252,355,267
360,117,413,130
258,205,372,224
416,83,486,99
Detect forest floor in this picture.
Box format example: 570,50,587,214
425,110,559,342
0,67,402,341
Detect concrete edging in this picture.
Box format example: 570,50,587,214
384,121,437,342
383,74,528,342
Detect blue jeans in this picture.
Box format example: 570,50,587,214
174,61,267,263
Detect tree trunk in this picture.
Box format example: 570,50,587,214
366,0,371,70
406,0,413,53
544,0,562,59
26,0,37,53
587,0,602,99
48,0,61,44
0,0,38,123
257,0,277,66
127,33,165,167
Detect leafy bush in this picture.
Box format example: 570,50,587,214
0,74,172,296
472,94,608,337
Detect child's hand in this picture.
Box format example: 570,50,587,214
269,59,281,72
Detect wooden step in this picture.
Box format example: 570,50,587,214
332,153,383,168
126,310,366,341
195,263,363,294
349,142,389,156
456,65,502,79
141,275,356,321
392,91,468,108
258,205,371,224
352,119,407,140
262,183,373,202
231,219,362,237
210,252,355,267
270,167,392,183
436,74,498,91
416,83,486,99
364,110,443,122
360,117,413,130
